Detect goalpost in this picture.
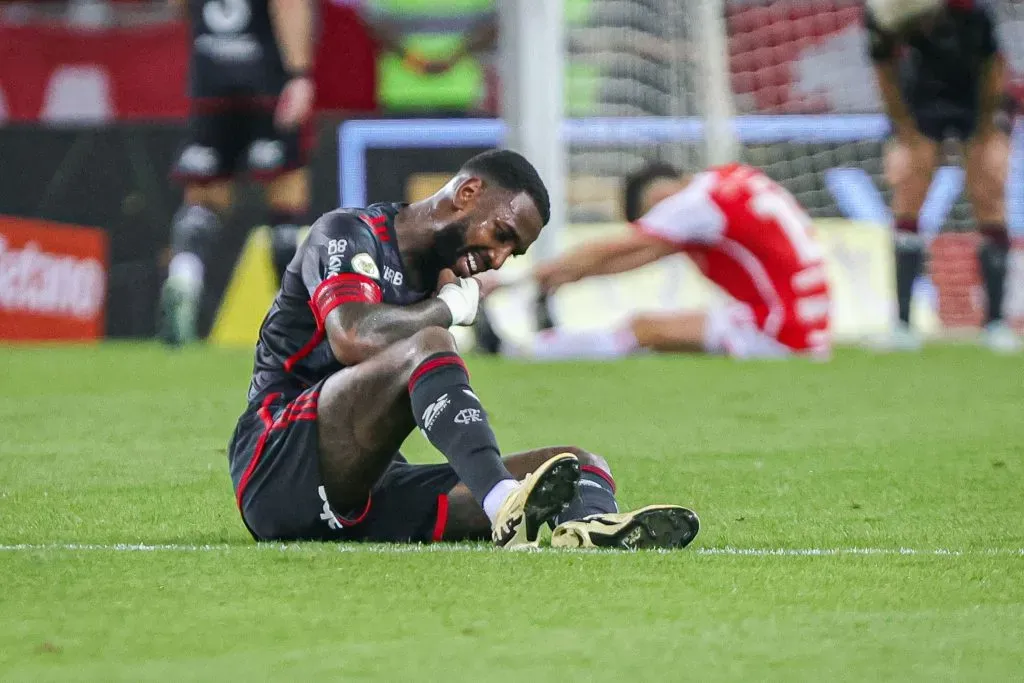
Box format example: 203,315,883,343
339,0,1024,341
497,0,739,263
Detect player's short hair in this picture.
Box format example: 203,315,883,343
623,162,682,222
460,150,551,226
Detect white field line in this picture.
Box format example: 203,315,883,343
0,544,1022,557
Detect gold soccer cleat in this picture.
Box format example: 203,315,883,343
551,505,700,550
492,453,580,549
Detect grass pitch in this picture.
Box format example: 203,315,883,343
1,343,1023,681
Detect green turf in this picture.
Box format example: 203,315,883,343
1,343,1023,681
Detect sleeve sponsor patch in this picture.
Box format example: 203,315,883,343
350,252,380,280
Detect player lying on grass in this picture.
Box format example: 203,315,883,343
865,0,1021,353
503,162,831,360
228,150,699,550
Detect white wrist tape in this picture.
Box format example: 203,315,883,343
437,277,480,326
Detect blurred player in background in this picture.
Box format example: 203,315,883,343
866,0,1020,353
228,150,699,550
502,163,831,361
160,0,315,345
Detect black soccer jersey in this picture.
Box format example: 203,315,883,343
246,203,431,401
865,1,1001,108
187,0,287,97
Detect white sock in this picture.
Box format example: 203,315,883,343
526,326,640,360
168,252,205,293
481,478,521,523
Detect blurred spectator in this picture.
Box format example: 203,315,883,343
348,0,498,114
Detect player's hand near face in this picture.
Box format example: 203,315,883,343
435,268,481,326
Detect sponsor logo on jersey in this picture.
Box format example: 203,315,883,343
383,265,403,286
327,255,343,276
194,34,263,62
421,393,450,430
327,239,348,256
351,253,380,280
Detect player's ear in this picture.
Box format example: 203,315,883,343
452,177,484,211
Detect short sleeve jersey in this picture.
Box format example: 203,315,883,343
246,203,430,401
634,164,831,351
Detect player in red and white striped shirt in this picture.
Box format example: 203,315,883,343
518,162,832,360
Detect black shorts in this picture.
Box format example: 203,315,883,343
171,99,306,183
227,383,460,543
907,94,1016,142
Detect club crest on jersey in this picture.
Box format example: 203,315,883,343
351,253,380,280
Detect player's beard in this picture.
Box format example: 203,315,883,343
428,219,470,278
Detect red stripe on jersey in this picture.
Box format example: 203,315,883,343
360,213,391,242
432,494,449,542
284,275,382,373
283,327,325,373
311,274,383,328
407,354,467,393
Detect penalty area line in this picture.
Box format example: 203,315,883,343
0,543,1022,556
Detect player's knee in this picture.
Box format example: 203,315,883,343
408,327,458,364
884,144,913,186
559,446,612,477
171,203,223,258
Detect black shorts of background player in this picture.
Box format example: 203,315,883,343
227,150,699,549
865,0,1020,353
160,0,316,345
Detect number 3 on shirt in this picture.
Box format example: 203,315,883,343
747,175,823,266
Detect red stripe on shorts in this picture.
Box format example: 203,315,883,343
235,392,283,510
431,494,449,542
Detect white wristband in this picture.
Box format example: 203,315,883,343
437,277,481,326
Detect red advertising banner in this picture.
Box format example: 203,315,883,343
0,216,108,341
0,5,377,124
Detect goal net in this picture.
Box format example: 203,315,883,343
564,0,1024,230
339,1,1024,340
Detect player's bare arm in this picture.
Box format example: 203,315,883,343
535,234,674,292
323,298,453,367
270,0,314,128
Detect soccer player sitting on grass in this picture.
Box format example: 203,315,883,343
228,150,699,550
501,162,832,361
865,0,1021,353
